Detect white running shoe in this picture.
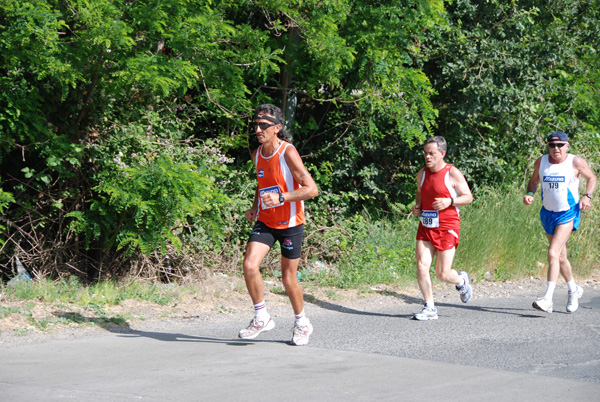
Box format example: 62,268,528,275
291,320,313,346
533,297,553,313
566,286,584,313
238,317,275,339
456,271,473,303
413,305,438,321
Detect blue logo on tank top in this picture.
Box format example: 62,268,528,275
422,211,438,219
543,176,565,182
258,169,264,178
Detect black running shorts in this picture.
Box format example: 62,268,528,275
247,221,304,259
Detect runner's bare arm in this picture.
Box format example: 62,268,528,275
245,189,259,222
574,156,597,210
245,149,260,221
412,169,424,216
281,146,318,202
523,157,541,206
447,166,473,207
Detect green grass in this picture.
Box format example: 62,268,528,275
456,187,548,281
308,185,600,288
0,305,22,318
457,186,600,281
0,278,177,332
3,276,177,306
2,185,598,327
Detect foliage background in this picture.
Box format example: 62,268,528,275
1,0,599,284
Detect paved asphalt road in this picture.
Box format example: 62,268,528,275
1,288,599,401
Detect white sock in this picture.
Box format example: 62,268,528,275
566,280,578,293
254,301,269,320
543,282,556,300
295,309,309,326
425,301,435,309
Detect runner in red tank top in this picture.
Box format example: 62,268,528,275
411,136,474,321
419,163,461,231
239,104,318,346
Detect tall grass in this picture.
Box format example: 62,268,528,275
310,185,600,288
310,215,416,288
458,186,600,281
456,186,548,281
2,186,598,308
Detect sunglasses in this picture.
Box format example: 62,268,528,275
548,142,567,148
254,122,276,130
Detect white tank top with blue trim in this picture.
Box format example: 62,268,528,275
540,154,579,212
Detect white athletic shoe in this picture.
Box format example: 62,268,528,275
238,317,275,339
413,305,438,321
291,320,313,346
566,286,584,313
456,271,473,303
533,297,553,313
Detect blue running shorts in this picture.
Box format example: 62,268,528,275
540,204,580,236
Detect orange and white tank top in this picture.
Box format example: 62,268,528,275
254,142,305,229
419,164,460,230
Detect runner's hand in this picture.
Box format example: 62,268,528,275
432,198,451,210
245,208,258,222
412,203,422,217
580,197,592,211
261,192,280,207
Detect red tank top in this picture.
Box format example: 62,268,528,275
419,164,460,230
254,142,305,229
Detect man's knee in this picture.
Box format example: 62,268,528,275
416,260,431,275
435,270,453,282
547,247,561,261
282,275,298,290
242,258,260,275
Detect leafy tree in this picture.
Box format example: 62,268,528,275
425,0,600,189
10,0,599,281
1,0,447,280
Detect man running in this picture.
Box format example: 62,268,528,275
523,131,596,313
239,104,319,345
411,136,474,320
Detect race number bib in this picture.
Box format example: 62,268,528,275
420,210,439,228
542,176,566,193
259,185,283,209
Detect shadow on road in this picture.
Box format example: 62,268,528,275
305,290,545,319
113,329,289,345
54,310,289,345
305,290,417,319
452,303,545,318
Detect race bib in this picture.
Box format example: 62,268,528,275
259,185,283,209
542,176,566,192
420,210,439,228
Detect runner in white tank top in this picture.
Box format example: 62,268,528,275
523,131,596,314
539,153,579,212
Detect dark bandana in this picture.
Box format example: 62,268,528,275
254,114,280,124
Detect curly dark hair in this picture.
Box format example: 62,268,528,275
254,104,289,141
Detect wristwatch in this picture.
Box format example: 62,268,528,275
584,193,593,199
279,193,285,203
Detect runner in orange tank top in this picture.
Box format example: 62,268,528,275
254,139,305,229
239,104,319,346
411,136,474,321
